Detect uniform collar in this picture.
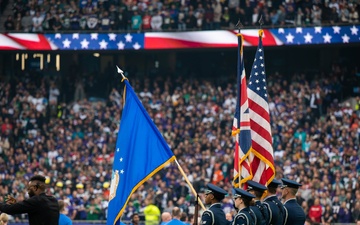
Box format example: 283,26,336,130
209,203,222,208
284,198,296,204
263,195,277,201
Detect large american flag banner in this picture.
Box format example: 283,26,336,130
0,25,358,50
232,33,253,188
247,30,275,186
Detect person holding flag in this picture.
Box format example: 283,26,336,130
201,184,228,225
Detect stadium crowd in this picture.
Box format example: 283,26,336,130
3,0,360,32
0,61,360,224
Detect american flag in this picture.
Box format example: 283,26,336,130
0,25,358,50
247,30,275,186
232,33,253,188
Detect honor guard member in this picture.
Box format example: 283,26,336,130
232,188,256,225
246,181,269,225
263,179,285,225
281,178,306,225
201,184,228,225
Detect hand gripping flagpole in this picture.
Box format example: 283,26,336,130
175,159,206,211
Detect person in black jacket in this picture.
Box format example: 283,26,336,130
201,183,228,225
0,175,59,225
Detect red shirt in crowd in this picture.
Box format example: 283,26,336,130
309,204,322,223
142,14,152,30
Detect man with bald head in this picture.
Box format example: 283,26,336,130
167,207,185,225
160,212,172,225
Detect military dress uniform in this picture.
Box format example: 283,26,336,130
201,184,228,225
281,179,306,225
232,188,256,225
202,203,228,225
246,181,269,225
263,179,285,225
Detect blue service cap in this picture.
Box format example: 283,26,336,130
246,180,267,192
281,178,302,189
205,183,227,196
268,179,282,188
233,188,255,200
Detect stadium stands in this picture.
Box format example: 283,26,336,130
0,58,359,223
2,0,360,31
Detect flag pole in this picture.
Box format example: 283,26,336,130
175,159,206,210
116,65,128,82
235,20,243,188
193,193,199,225
258,16,264,38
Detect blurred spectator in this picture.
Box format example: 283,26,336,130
277,5,286,25
308,197,322,225
52,15,63,31
203,3,214,30
311,5,322,26
14,13,22,31
212,1,221,30
13,0,25,17
142,11,152,30
70,12,81,30
185,10,196,30
144,198,161,225
21,11,33,32
99,11,112,31
86,13,98,30
321,205,334,225
86,197,101,220
162,11,172,30
329,6,339,24
0,213,9,225
195,12,204,30
349,6,359,23
4,15,15,31
284,5,295,25
131,10,142,30
337,201,352,223
59,200,72,225
32,11,44,32
42,12,54,31
150,10,162,31
177,7,186,31
117,7,129,30
220,7,229,28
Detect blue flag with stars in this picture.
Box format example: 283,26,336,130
107,79,175,225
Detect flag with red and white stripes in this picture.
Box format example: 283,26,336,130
232,34,253,188
247,30,275,186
